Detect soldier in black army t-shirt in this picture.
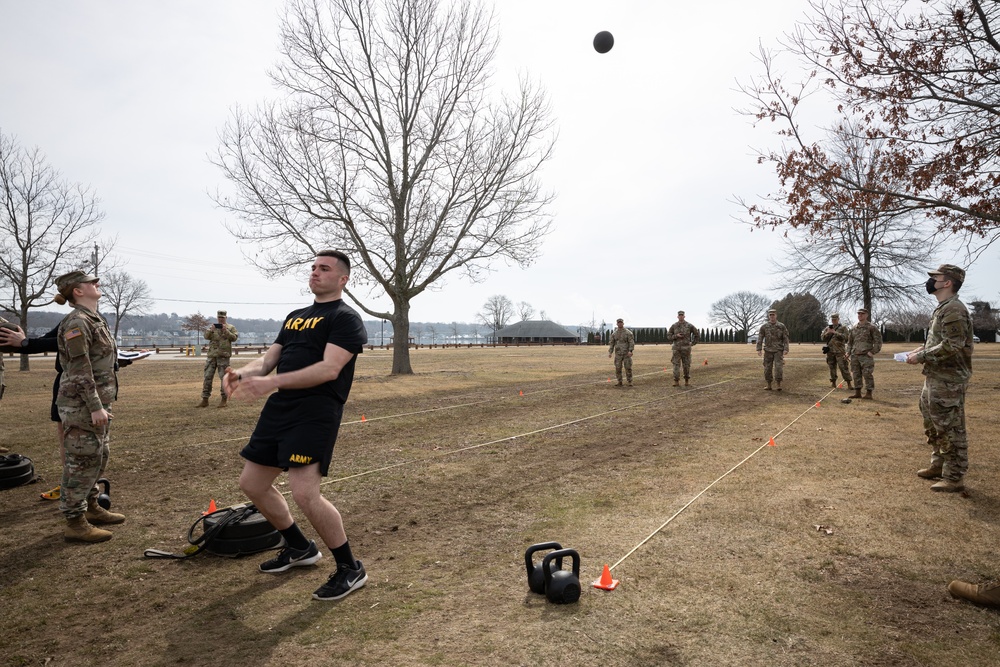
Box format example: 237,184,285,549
224,250,368,602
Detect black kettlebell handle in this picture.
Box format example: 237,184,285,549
524,541,562,578
97,478,110,494
542,548,580,586
96,478,111,510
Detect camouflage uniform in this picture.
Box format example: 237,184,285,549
202,316,238,399
847,320,882,392
821,316,851,386
667,317,699,382
608,325,635,385
0,315,10,401
57,303,118,520
756,319,789,385
917,295,973,483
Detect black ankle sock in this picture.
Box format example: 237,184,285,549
279,523,310,551
331,541,356,567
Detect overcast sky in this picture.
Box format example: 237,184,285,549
2,0,997,329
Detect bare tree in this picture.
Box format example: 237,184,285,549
883,308,932,343
477,294,513,341
101,269,154,339
180,312,211,350
766,126,944,315
213,0,556,375
517,301,534,321
709,291,771,338
737,0,1000,249
0,130,104,370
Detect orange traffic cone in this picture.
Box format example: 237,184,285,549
767,437,776,447
361,414,367,422
607,377,612,383
519,390,524,397
815,401,821,407
203,499,217,515
703,359,708,365
592,564,619,591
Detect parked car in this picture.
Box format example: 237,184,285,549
748,334,758,344
973,335,981,343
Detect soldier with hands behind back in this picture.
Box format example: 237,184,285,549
607,318,635,386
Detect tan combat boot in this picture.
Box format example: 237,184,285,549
86,498,125,525
948,580,1000,608
196,397,209,408
776,381,782,391
862,390,873,400
850,388,862,399
830,379,837,388
916,466,943,479
931,478,965,493
765,382,772,390
673,379,680,387
65,515,113,543
218,394,228,408
684,378,690,386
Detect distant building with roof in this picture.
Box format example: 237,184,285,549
494,320,580,344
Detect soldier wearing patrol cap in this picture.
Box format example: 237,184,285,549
905,263,973,493
821,313,852,389
53,270,127,543
198,309,239,408
756,309,789,390
847,307,882,399
667,310,699,386
607,318,635,386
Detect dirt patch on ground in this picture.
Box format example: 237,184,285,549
2,344,1000,666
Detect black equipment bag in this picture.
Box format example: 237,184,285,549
143,503,284,559
0,454,37,490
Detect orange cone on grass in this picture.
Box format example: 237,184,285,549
519,390,524,397
767,437,776,447
203,499,217,515
593,564,619,591
815,401,821,407
703,359,708,365
361,414,367,422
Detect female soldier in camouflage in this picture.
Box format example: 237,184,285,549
53,271,126,543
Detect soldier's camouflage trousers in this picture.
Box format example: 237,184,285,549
920,377,969,482
850,354,875,391
826,352,850,384
58,406,110,519
202,356,231,399
762,350,784,383
613,351,632,382
671,346,692,381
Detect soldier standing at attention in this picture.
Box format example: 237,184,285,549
905,264,973,494
847,308,882,400
607,318,634,386
756,309,790,391
53,271,126,543
198,309,238,408
821,313,852,389
667,310,699,387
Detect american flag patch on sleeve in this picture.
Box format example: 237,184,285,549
65,328,83,340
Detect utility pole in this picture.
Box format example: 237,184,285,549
91,242,99,276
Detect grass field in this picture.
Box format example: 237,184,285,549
2,343,1000,666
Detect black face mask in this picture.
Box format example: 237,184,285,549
925,277,940,294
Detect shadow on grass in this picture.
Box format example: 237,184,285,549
151,574,333,667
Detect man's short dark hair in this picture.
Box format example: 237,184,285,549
317,249,351,273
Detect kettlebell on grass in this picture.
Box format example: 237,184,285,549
524,542,563,594
96,478,111,510
542,548,581,604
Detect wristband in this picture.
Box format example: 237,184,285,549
237,373,242,381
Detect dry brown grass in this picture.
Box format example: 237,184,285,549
2,343,1000,666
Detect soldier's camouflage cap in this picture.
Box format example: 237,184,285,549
616,318,624,323
218,310,227,317
928,264,966,283
830,313,840,318
55,271,98,292
677,310,685,316
857,308,869,314
767,309,777,314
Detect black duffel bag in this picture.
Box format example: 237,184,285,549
144,503,284,559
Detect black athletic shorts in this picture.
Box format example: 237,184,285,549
239,393,344,476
